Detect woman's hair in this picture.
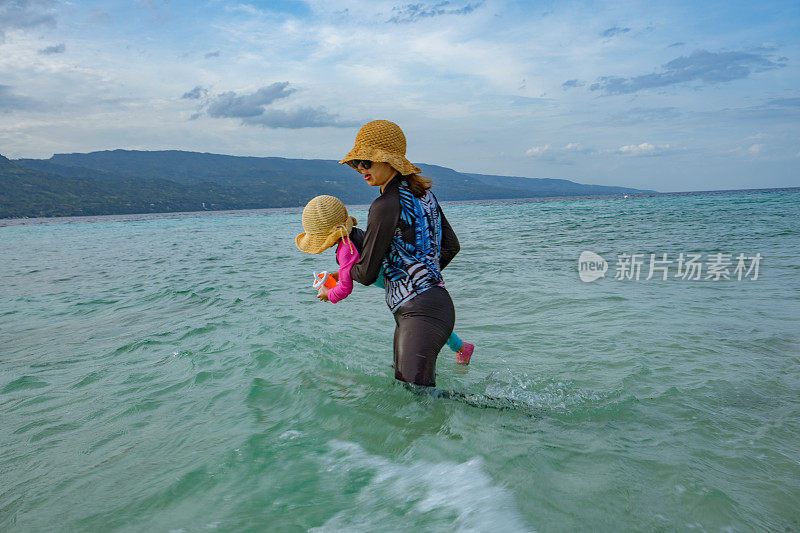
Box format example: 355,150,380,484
401,173,432,197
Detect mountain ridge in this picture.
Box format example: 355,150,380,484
2,149,655,218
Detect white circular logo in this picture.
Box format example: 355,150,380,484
578,251,608,282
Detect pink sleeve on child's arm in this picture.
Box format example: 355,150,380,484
327,241,360,304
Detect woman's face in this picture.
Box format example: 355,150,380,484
358,161,397,190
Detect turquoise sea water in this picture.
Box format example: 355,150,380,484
2,189,799,531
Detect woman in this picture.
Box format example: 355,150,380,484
338,119,460,387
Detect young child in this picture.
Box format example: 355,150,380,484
296,195,474,364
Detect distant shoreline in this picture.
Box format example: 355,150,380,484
3,186,797,226
0,150,650,219
444,186,800,204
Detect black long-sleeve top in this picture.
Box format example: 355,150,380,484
350,176,460,286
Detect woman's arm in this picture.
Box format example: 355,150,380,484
350,189,400,285
439,208,460,270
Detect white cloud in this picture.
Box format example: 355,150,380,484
615,142,683,156
526,141,684,159
747,143,764,154
225,3,263,16
524,142,591,163
525,143,551,156
619,142,656,154
0,0,58,42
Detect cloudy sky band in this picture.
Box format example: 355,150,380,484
0,0,798,191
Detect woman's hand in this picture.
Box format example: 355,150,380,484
317,285,330,302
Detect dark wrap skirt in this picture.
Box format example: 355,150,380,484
392,286,455,387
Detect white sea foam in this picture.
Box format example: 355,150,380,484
311,440,533,532
483,369,604,412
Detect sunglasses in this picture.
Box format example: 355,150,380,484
347,159,372,170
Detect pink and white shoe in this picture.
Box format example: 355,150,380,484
456,342,474,365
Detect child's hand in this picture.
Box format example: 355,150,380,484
330,270,339,282
317,285,330,302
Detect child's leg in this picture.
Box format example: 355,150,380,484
451,332,474,365
374,267,385,289
446,332,463,353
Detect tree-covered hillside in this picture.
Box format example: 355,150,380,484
1,150,653,218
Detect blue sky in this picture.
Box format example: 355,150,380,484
0,0,798,191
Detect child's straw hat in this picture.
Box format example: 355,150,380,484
339,120,421,175
295,195,357,255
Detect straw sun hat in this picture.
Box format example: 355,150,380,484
295,195,357,255
339,120,421,176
